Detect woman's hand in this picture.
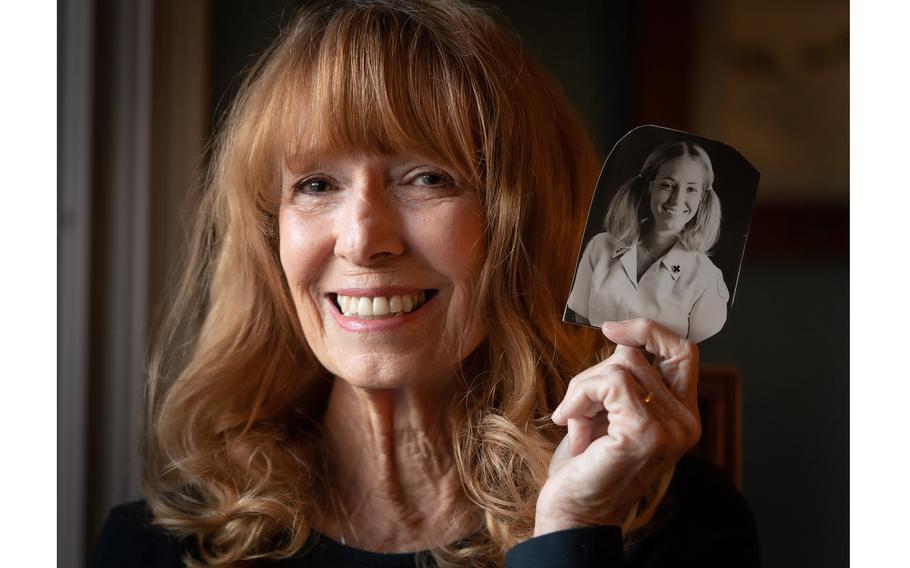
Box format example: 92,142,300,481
534,319,702,535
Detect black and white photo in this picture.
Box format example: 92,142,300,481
564,125,759,343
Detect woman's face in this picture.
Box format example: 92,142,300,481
647,156,707,233
279,151,487,391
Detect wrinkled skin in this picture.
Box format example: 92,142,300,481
535,319,702,534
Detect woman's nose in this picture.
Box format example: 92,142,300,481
670,187,687,205
333,181,406,265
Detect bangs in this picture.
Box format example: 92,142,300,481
274,3,488,185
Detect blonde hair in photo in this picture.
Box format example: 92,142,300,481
144,1,672,566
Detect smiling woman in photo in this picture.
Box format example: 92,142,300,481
89,2,755,567
567,141,729,343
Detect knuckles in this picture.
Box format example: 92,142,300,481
630,420,661,451
607,345,650,370
628,318,655,336
670,410,702,450
600,366,639,404
620,406,700,462
680,339,699,363
684,415,702,448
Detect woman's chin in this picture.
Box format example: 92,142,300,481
331,358,453,391
654,220,687,234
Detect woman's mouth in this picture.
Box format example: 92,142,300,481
330,290,438,319
661,205,690,216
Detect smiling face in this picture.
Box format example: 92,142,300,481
647,156,708,233
278,151,487,392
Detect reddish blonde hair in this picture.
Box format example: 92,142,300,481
145,1,665,565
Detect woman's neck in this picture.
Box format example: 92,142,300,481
319,377,478,552
635,226,681,280
641,227,679,257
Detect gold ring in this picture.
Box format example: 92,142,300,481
641,392,654,404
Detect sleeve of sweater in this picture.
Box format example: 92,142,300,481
623,454,760,568
88,501,185,568
505,454,759,568
505,526,625,568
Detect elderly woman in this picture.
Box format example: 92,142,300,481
567,142,729,343
91,1,756,567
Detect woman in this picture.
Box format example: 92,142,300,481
91,1,756,566
567,142,730,343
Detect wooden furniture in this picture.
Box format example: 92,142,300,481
689,366,743,489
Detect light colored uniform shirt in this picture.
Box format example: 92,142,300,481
567,232,729,343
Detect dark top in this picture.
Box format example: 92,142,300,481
89,455,759,567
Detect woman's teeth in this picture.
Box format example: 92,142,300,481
336,291,428,319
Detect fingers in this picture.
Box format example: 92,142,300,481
541,320,702,526
558,345,675,417
567,417,594,457
548,435,572,476
616,348,699,448
556,365,666,461
552,332,700,457
601,319,699,400
601,319,698,365
605,333,700,445
609,345,689,414
558,365,697,467
553,364,644,426
610,345,673,398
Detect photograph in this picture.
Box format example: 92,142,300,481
565,126,759,343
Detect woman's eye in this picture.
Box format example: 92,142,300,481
659,182,675,190
686,186,701,193
412,171,453,187
293,178,330,194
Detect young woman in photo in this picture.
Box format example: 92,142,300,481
567,141,729,343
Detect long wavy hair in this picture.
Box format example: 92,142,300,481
145,1,671,566
604,141,722,253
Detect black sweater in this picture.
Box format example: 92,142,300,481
89,455,759,567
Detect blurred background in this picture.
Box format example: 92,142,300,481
59,0,848,566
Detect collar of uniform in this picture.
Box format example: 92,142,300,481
612,239,695,284
659,240,696,281
613,243,638,288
